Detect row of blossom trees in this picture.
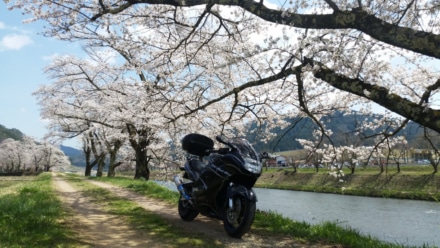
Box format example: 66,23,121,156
32,50,216,179
297,135,439,176
0,137,70,173
4,0,439,178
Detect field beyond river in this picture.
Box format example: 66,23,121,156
251,166,440,201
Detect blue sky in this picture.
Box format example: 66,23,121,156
0,4,81,147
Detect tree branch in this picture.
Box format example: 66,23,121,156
307,58,440,133
87,0,440,58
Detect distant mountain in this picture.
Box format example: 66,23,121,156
246,111,429,152
60,145,82,157
60,145,85,167
0,124,24,142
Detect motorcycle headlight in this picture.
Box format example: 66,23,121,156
244,157,262,174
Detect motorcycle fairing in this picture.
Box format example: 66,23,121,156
227,184,257,203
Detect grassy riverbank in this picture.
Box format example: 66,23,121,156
254,166,440,201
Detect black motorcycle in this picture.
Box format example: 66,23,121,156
173,133,263,238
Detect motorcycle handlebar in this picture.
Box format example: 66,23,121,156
206,147,230,154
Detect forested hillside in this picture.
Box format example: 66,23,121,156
0,125,24,142
246,111,428,152
60,145,85,167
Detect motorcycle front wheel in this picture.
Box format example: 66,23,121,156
223,194,256,238
178,199,199,221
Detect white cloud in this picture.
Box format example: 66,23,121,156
0,22,5,29
0,33,33,50
262,0,279,10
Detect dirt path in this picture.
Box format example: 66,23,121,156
53,175,160,248
52,173,337,248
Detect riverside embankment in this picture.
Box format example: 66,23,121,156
253,167,440,201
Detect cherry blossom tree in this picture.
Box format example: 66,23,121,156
0,139,25,172
23,136,45,172
33,53,123,176
40,142,71,171
5,0,440,173
0,137,70,173
34,50,175,179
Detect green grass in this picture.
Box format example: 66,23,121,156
0,173,82,248
63,174,222,248
91,176,179,204
86,176,436,248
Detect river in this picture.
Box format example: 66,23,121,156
157,181,439,247
254,188,439,247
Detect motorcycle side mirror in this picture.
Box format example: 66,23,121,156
259,152,270,160
216,135,228,145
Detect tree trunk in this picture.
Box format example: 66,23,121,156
126,124,154,181
134,147,150,180
107,160,122,177
83,144,95,177
96,155,105,177
85,164,93,177
107,146,118,177
88,132,107,177
134,165,150,180
106,155,118,177
107,163,120,177
83,150,99,177
106,140,123,177
85,159,98,177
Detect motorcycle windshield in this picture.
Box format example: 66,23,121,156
229,138,262,175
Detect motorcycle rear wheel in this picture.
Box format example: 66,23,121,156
178,199,199,221
223,194,256,238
